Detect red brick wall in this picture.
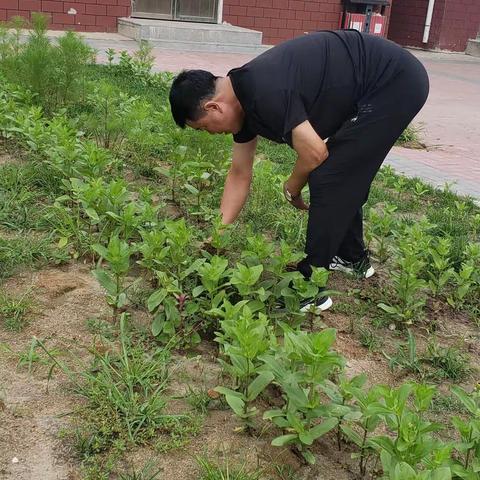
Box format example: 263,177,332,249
438,0,480,51
222,0,345,45
388,0,480,51
0,0,131,32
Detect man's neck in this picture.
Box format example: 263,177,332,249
217,77,243,115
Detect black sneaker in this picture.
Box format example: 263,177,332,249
299,295,333,313
329,252,375,279
273,290,333,315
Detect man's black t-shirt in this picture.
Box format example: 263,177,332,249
228,30,404,146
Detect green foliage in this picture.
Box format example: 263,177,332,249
17,337,62,383
215,305,275,428
262,326,344,464
365,203,398,263
395,124,424,147
196,456,262,480
45,314,179,460
425,237,454,297
0,289,32,331
93,235,135,321
118,461,162,480
0,14,94,112
378,223,431,326
450,386,480,477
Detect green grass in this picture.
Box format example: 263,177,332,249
118,462,163,480
395,124,425,148
0,234,68,280
0,161,62,230
0,289,32,331
17,336,62,374
196,457,263,480
186,385,212,415
425,341,471,381
359,327,383,352
42,316,202,476
430,392,468,414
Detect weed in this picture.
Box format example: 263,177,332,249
79,318,171,444
186,385,212,414
0,289,32,331
196,456,263,480
359,327,383,352
17,337,62,375
86,317,116,342
154,414,203,453
272,464,300,480
395,124,425,148
0,234,68,280
118,461,163,480
384,330,424,377
1,14,94,112
425,341,471,381
430,393,467,415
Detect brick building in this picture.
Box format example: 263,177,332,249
221,0,360,45
388,0,480,52
0,0,478,52
0,0,391,41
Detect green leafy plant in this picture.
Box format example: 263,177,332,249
340,383,384,476
262,326,344,464
425,237,454,297
147,270,202,346
367,383,450,477
155,145,188,203
450,386,480,478
214,306,275,429
379,240,428,326
93,235,135,321
447,260,476,309
365,203,398,263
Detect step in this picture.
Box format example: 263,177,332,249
118,18,270,54
466,38,480,57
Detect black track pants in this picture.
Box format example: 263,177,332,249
297,49,429,278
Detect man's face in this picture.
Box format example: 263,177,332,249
186,100,241,135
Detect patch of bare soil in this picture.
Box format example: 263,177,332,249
0,263,108,480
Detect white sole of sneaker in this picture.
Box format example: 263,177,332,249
300,296,333,314
329,263,375,279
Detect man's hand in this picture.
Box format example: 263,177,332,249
282,121,328,209
220,137,257,224
283,181,309,210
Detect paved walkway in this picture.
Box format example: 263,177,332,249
54,31,480,201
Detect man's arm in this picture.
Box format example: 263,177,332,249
220,137,257,224
284,120,329,205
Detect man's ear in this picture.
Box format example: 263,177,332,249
204,101,222,113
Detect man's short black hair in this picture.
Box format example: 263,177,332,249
169,69,219,128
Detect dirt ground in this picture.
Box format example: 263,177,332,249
0,259,478,479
